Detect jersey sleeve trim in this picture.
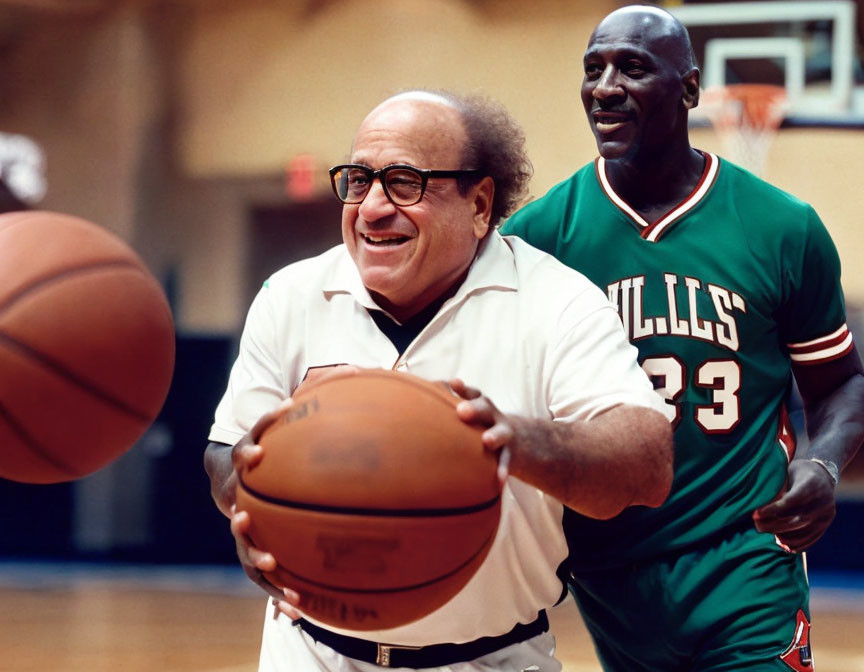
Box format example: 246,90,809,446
787,324,854,364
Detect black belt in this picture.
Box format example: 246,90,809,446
296,610,549,668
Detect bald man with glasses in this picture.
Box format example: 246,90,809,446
204,90,672,672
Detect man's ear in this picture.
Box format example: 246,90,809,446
682,67,700,110
472,176,494,239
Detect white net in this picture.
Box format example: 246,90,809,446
693,84,788,176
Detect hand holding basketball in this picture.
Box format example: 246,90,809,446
235,369,502,630
229,505,281,599
449,377,515,482
227,398,295,599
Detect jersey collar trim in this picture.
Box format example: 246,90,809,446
595,151,720,242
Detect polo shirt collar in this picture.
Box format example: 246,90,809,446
324,230,518,315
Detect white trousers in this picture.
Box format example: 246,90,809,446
257,603,563,672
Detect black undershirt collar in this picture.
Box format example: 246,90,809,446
367,292,451,356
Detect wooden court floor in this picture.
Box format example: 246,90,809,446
0,569,862,672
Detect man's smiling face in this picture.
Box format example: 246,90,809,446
581,7,694,162
341,95,488,320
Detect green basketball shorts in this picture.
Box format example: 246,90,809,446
568,524,813,671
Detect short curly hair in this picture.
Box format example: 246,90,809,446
407,89,533,227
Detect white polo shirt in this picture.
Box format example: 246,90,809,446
210,231,664,646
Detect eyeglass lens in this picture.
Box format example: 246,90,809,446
334,166,424,206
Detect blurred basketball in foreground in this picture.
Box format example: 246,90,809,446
236,368,501,631
0,211,175,483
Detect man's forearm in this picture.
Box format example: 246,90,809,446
204,441,236,517
508,405,673,519
803,373,864,481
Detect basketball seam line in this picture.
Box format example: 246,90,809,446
0,401,80,476
274,529,497,594
239,479,501,517
0,260,145,319
0,331,154,422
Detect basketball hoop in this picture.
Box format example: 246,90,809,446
695,84,788,177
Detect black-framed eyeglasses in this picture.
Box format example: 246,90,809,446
328,164,480,207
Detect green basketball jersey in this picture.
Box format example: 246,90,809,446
502,152,854,569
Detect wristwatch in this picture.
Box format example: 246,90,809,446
809,457,839,486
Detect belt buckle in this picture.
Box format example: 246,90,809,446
376,642,422,667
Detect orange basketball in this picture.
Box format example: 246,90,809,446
236,369,501,631
0,211,175,483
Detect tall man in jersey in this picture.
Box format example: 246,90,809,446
503,6,864,671
204,90,672,671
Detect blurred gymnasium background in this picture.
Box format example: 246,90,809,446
0,1,862,670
